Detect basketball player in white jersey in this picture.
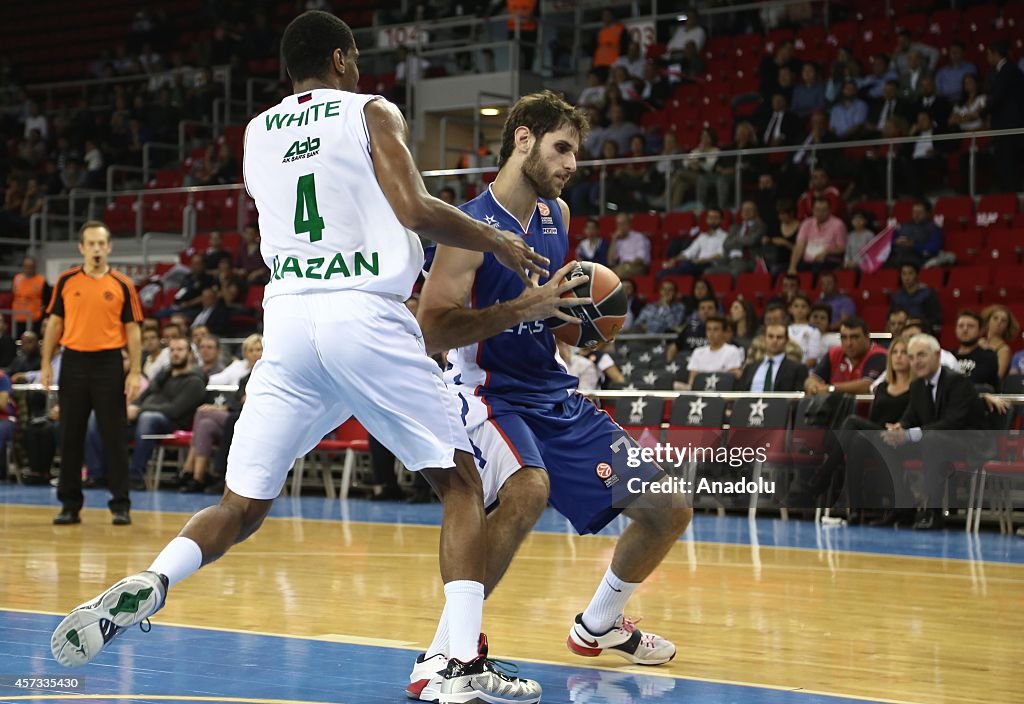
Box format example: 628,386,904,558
50,12,576,703
405,92,692,700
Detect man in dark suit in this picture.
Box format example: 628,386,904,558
867,80,913,136
881,333,991,529
912,76,951,130
737,324,808,392
757,93,802,148
984,41,1024,192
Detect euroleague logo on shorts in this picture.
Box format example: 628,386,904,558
595,462,619,488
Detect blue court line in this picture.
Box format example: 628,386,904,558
0,610,906,704
3,484,1024,564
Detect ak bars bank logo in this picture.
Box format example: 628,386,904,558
283,137,320,163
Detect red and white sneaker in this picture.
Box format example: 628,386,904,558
407,652,447,702
567,613,676,665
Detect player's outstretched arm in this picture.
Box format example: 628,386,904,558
364,99,548,283
419,251,591,356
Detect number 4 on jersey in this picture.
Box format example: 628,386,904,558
294,173,325,242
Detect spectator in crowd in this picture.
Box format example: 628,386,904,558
203,231,232,272
830,80,869,140
666,10,706,56
577,70,607,111
680,278,717,317
728,298,759,351
603,104,641,154
11,256,48,329
640,61,671,108
826,47,858,102
592,9,629,80
659,207,727,278
633,279,686,334
209,333,263,387
889,262,943,334
902,319,958,370
557,340,600,391
619,278,644,331
178,335,263,493
810,303,841,349
805,317,887,395
612,41,645,81
196,333,225,379
754,173,780,234
881,334,992,529
759,40,800,97
140,327,164,379
913,76,952,130
83,140,104,189
898,50,933,99
670,127,719,209
190,286,229,336
887,200,943,267
797,167,846,221
763,199,799,275
907,112,940,195
844,211,875,269
789,111,836,180
953,310,1001,391
648,131,680,206
703,121,761,209
581,341,626,389
667,297,719,361
1009,348,1024,376
676,40,707,81
607,212,651,278
935,42,976,103
789,197,848,274
791,63,827,117
859,55,898,100
984,40,1024,193
736,323,809,392
0,317,15,369
610,65,642,103
7,330,41,376
234,224,269,286
608,135,658,210
980,304,1019,379
775,66,796,104
762,301,788,329
706,200,765,276
892,29,939,76
885,308,909,345
788,293,822,366
575,217,608,266
868,80,913,136
160,253,215,319
23,101,47,139
948,74,987,131
759,93,800,146
685,315,745,386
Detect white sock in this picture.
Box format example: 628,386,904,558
444,580,484,663
148,537,204,588
425,602,450,658
581,566,639,634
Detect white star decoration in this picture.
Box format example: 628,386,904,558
623,383,637,391
703,373,720,390
688,397,707,418
639,352,652,363
666,362,679,374
620,362,634,377
484,214,499,228
748,398,768,424
630,397,648,418
642,371,658,385
653,344,665,355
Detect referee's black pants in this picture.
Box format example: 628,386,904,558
57,349,131,514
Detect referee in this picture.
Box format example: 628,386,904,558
41,221,144,525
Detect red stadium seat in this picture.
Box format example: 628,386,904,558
597,214,617,236
985,230,1024,263
891,199,917,224
946,230,985,265
947,266,991,292
861,305,889,331
631,213,661,234
854,200,890,227
858,269,899,297
934,196,973,231
976,193,1020,228
831,269,857,292
918,268,946,289
662,211,696,236
703,272,734,293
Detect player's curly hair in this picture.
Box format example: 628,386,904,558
498,90,590,168
281,11,355,83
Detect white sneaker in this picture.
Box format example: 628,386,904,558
439,634,541,704
407,652,448,701
51,571,167,667
567,613,676,666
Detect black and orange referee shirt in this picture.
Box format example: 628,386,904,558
46,267,144,352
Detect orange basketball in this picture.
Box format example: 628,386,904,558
546,261,628,348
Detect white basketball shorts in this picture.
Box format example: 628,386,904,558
226,290,471,500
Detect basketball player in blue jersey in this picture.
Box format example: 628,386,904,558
406,91,693,700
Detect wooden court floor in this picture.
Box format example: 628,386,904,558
1,500,1022,704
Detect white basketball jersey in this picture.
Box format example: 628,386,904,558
243,89,423,302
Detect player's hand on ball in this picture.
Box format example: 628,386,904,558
515,260,592,324
493,230,549,285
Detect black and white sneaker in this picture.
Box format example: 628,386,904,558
51,571,168,667
438,634,541,704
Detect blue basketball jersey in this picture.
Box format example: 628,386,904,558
425,185,577,417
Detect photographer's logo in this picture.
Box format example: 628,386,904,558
595,462,619,488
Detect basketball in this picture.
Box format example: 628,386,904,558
546,261,628,348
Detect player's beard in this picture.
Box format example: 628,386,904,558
521,142,562,199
